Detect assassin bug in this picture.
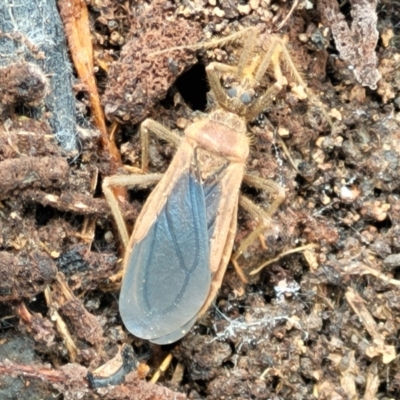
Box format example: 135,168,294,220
103,27,306,344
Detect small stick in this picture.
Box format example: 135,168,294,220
150,353,173,383
276,0,299,30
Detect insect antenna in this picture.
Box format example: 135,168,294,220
148,26,258,57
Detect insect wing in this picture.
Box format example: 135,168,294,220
202,166,226,238
150,314,198,345
119,167,211,343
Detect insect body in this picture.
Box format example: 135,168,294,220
121,111,249,344
103,29,301,344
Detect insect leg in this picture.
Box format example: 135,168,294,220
140,118,181,172
244,35,307,120
254,35,304,87
235,27,261,79
273,41,333,128
103,119,183,247
103,173,163,248
245,82,283,121
274,37,306,87
205,62,238,110
231,175,285,274
253,35,283,84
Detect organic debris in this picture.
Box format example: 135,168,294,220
319,0,381,89
0,0,399,399
103,0,202,124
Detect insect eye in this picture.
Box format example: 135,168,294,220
240,92,252,105
227,87,237,98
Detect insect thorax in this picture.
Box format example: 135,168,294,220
195,147,230,182
185,110,250,166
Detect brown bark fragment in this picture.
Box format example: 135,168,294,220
0,250,57,302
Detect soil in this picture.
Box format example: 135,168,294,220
1,0,400,399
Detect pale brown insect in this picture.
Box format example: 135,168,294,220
103,27,306,344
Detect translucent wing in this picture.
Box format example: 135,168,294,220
149,169,226,344
119,167,211,343
203,164,226,237
150,314,198,345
